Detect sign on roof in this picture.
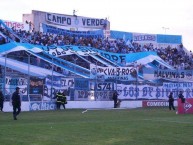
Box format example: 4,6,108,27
45,12,107,29
3,20,29,31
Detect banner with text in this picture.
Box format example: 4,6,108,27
46,12,107,29
133,33,157,42
42,23,104,38
90,65,137,81
143,68,193,82
116,84,193,100
3,20,29,31
43,77,74,101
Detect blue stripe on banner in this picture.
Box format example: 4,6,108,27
42,23,104,38
157,34,182,44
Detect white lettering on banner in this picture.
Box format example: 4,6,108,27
45,13,105,29
133,33,156,42
147,101,169,107
60,78,74,87
163,82,193,89
30,102,56,111
184,102,192,111
48,46,96,57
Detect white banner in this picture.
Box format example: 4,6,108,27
117,84,158,100
48,46,97,57
90,65,137,81
3,20,29,31
117,84,193,100
46,13,106,29
143,68,193,82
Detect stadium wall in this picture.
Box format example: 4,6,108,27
3,100,177,112
110,30,182,44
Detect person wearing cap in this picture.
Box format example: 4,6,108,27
12,87,21,120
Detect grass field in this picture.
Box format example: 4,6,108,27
0,107,193,145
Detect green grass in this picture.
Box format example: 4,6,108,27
0,108,193,145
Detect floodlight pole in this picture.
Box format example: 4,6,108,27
4,54,7,97
51,55,54,100
26,52,31,101
134,61,138,99
162,27,169,34
95,61,98,101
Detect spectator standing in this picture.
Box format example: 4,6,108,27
12,87,21,120
112,91,118,108
168,92,175,110
178,91,185,103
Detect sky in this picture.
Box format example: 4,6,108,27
1,0,193,51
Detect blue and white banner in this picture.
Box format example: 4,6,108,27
0,42,161,66
43,77,74,101
74,78,89,90
163,82,193,89
46,12,106,29
30,102,56,111
46,45,161,65
117,84,193,100
42,23,104,37
4,76,27,96
117,84,157,100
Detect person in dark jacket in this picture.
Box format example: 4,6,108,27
12,87,21,120
53,92,63,110
112,91,118,108
0,90,4,112
178,91,185,103
168,92,175,110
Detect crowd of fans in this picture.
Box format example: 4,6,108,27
0,24,193,70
